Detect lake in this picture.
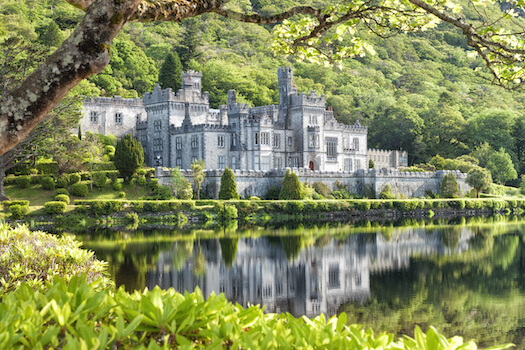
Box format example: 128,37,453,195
75,217,525,347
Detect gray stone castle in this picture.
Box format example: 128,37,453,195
81,68,407,172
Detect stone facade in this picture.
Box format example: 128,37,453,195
82,68,376,172
367,149,408,169
156,167,471,199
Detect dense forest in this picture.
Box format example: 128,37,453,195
1,0,525,184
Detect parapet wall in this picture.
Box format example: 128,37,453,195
156,167,471,199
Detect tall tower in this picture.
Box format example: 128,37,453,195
181,70,202,97
278,67,293,109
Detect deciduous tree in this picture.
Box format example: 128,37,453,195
466,167,492,198
191,159,205,200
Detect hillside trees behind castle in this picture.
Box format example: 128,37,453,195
2,0,525,186
158,52,182,91
114,134,144,183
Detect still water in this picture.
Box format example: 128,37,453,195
77,218,525,347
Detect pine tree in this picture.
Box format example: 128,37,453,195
38,21,63,47
158,52,182,90
279,169,302,200
177,18,202,69
218,167,239,200
369,159,375,169
114,134,144,183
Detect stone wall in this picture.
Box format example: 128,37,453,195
156,167,471,199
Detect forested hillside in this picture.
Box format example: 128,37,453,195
1,0,525,182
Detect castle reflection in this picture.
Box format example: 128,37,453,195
145,227,473,318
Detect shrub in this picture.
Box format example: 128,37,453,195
89,201,124,215
280,170,302,200
440,173,459,198
55,188,69,196
114,134,144,182
71,183,89,197
285,201,304,214
92,172,107,189
17,175,31,188
36,161,57,175
54,194,70,205
69,173,81,184
266,186,280,200
379,184,396,199
219,167,239,200
44,201,67,215
40,176,55,190
118,191,126,198
312,182,331,197
108,171,118,184
152,185,173,200
112,181,123,191
137,174,147,186
215,203,238,221
9,204,29,220
449,199,465,210
56,175,69,188
0,224,108,293
356,200,371,211
2,200,30,209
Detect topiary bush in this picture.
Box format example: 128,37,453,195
279,170,302,200
41,176,55,191
2,200,30,210
118,191,126,198
71,183,89,197
56,175,69,188
92,172,107,189
69,173,81,184
137,174,147,186
44,201,67,215
9,204,29,220
218,167,239,200
55,188,69,196
16,175,31,188
54,194,70,205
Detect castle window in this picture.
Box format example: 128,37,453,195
275,157,283,169
176,137,182,150
154,120,162,131
232,133,237,147
153,138,163,151
287,137,293,147
344,158,353,172
218,156,226,169
355,159,361,169
326,138,337,159
309,115,318,125
231,156,237,169
308,134,319,149
272,134,281,148
191,135,198,148
115,113,122,124
90,111,98,123
261,156,270,171
288,157,298,167
353,137,360,151
218,135,225,148
261,132,269,145
254,132,259,145
136,113,141,122
254,156,260,170
176,158,182,168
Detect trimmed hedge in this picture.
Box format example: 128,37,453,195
9,204,29,220
54,194,70,205
2,200,30,209
69,173,81,184
92,172,107,189
41,176,55,191
44,201,67,215
16,175,31,188
71,183,89,197
55,188,69,196
36,161,57,175
56,175,69,188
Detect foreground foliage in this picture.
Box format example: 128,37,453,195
0,224,109,294
0,276,514,350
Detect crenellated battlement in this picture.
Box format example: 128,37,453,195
84,96,143,107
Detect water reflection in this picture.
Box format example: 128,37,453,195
91,226,474,318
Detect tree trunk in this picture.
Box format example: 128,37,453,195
0,167,8,201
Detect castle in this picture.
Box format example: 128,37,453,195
81,68,407,172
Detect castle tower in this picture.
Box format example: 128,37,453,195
278,67,293,108
181,70,202,96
